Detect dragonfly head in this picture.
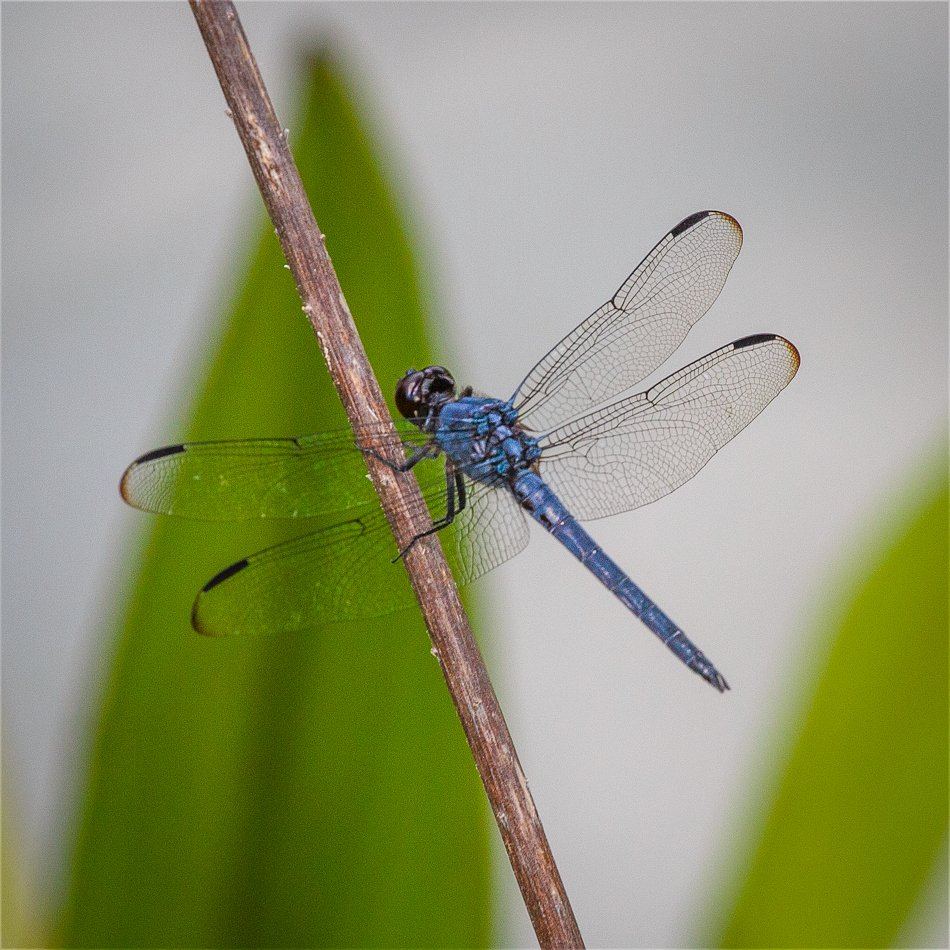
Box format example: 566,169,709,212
395,366,456,426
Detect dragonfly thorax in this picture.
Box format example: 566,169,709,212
435,397,541,485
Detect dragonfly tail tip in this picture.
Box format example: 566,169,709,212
711,670,730,693
699,665,730,693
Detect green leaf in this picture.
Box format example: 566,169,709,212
715,449,948,948
59,56,490,948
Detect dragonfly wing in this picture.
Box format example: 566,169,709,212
513,211,743,432
193,478,531,635
444,479,531,585
538,335,800,520
192,507,412,635
120,423,432,521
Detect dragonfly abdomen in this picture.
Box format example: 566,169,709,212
512,472,729,692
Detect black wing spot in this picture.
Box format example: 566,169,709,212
202,558,249,592
734,333,780,349
135,444,186,464
670,210,711,238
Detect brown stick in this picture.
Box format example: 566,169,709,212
189,3,584,946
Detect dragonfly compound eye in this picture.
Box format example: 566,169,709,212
395,365,456,420
424,366,455,395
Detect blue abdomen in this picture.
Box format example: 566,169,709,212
511,471,727,690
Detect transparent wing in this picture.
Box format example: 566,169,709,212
448,479,531,585
192,506,412,635
537,335,800,521
120,422,433,522
512,211,743,432
192,475,530,636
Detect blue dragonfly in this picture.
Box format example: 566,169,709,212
121,211,799,691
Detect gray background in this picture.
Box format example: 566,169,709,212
3,3,947,946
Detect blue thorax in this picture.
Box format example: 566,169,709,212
434,396,541,485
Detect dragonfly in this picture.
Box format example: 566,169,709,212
121,210,799,692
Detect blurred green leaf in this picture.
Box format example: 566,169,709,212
59,56,490,948
716,450,948,948
2,792,38,949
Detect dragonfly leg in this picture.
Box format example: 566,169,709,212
394,464,467,561
363,440,438,472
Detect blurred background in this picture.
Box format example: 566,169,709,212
3,3,947,947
